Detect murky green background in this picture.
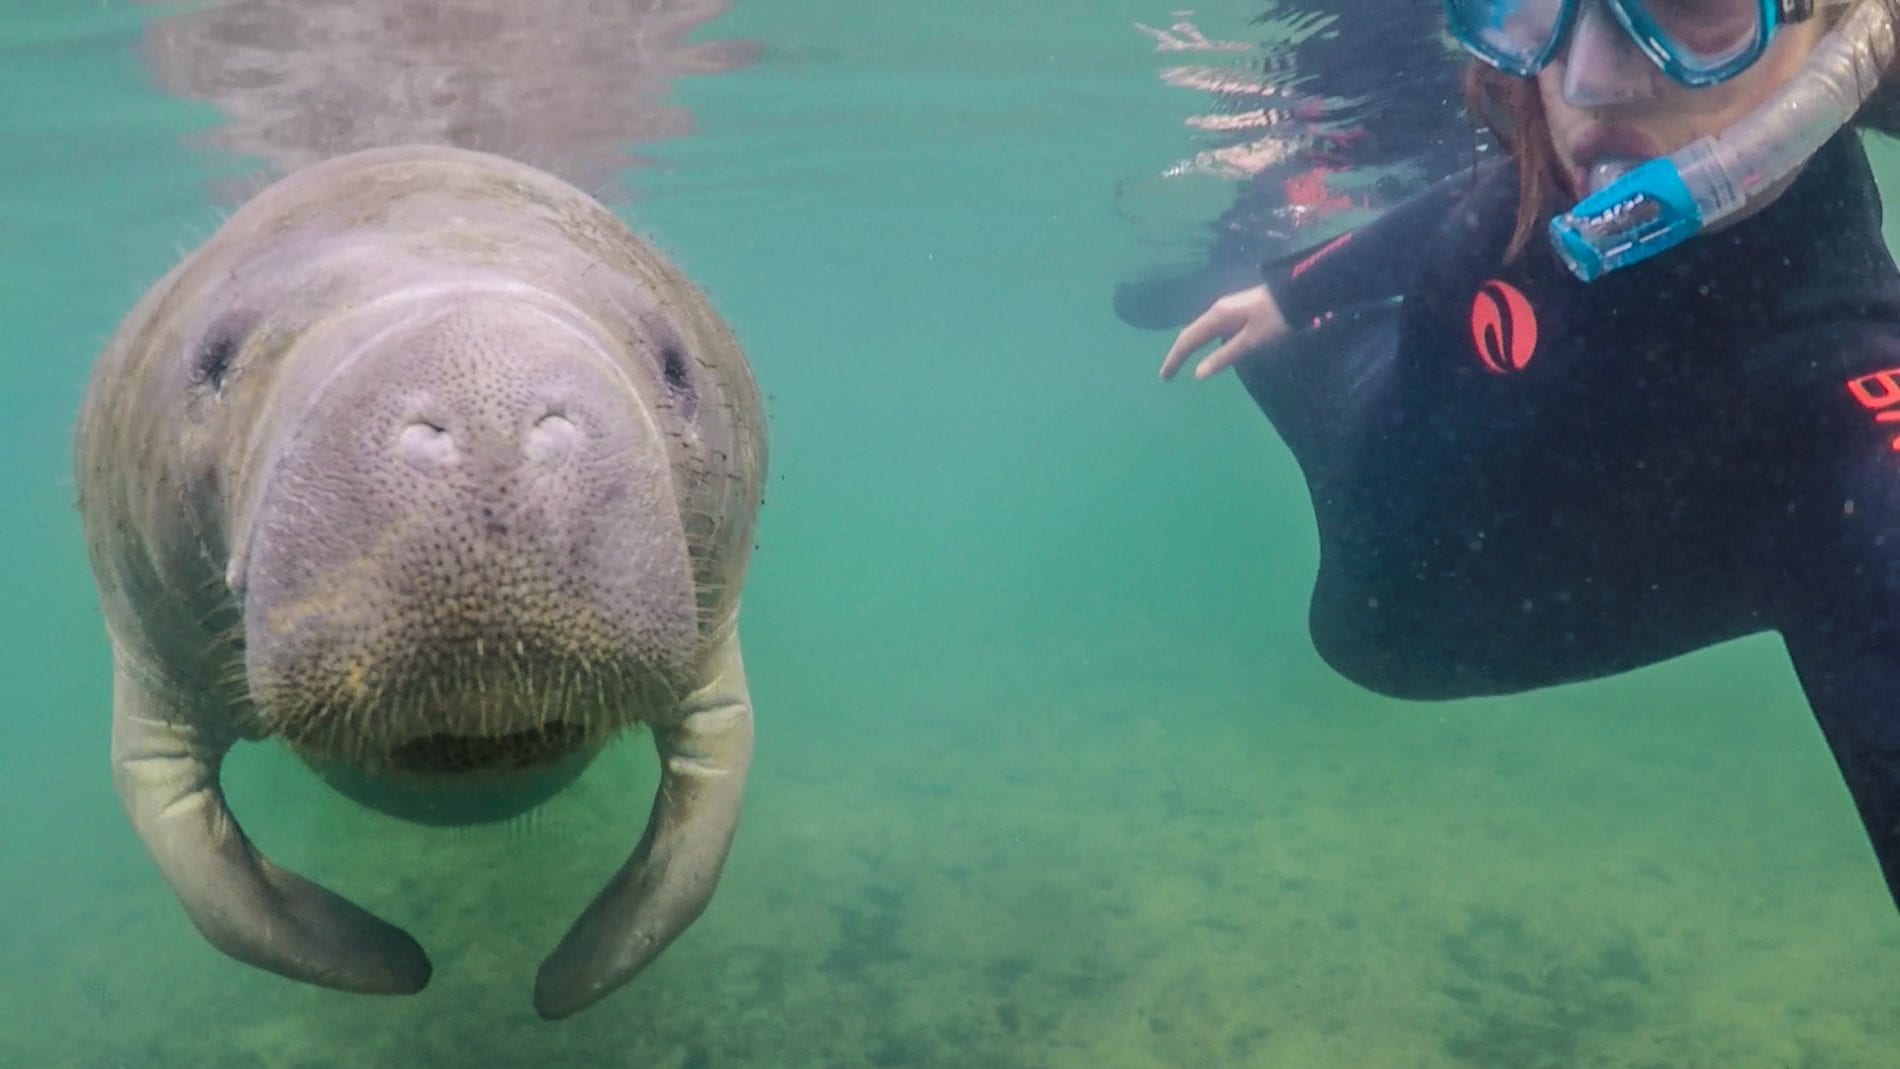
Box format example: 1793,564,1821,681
5,2,1899,1065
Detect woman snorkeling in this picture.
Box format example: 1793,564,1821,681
1161,1,1900,911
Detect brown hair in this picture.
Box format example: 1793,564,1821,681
1461,0,1900,260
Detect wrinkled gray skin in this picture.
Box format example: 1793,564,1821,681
74,144,766,1020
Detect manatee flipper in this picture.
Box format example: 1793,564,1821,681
533,634,755,1020
110,660,432,995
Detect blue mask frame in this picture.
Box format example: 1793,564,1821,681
1446,0,1816,87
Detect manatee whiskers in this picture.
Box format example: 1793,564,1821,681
256,645,670,774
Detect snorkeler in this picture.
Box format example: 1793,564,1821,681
1162,1,1900,911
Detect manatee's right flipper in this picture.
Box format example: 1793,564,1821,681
532,633,755,1020
110,660,431,995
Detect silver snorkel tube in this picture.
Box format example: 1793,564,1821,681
1550,0,1897,281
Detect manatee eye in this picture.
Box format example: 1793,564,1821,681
657,341,700,422
660,345,690,394
193,321,244,393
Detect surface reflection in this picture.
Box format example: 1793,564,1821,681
1114,6,1465,330
134,0,757,194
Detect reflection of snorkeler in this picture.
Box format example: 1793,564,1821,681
1164,0,1900,918
1115,3,1464,330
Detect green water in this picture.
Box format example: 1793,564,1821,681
6,2,1900,1066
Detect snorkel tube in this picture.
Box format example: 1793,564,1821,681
1550,0,1896,281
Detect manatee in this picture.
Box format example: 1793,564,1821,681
73,143,766,1020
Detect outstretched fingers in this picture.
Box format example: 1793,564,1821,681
1193,322,1272,380
1160,302,1238,380
1159,284,1289,381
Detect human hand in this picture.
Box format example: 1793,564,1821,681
1158,283,1290,381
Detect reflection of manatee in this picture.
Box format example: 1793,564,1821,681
134,0,757,195
74,144,766,1020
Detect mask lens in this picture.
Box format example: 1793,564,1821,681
1637,0,1765,73
1448,0,1569,72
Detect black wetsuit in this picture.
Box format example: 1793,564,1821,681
1238,128,1900,909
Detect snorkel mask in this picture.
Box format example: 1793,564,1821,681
1446,0,1897,280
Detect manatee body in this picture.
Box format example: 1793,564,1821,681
74,144,766,1019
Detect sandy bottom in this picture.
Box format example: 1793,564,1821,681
10,627,1900,1069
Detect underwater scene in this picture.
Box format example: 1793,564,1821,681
5,0,1900,1065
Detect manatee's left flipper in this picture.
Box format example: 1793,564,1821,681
533,633,755,1020
111,661,433,995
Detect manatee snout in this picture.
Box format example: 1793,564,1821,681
239,292,696,822
77,145,765,1019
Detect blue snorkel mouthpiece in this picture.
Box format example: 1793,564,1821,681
1550,0,1896,282
1551,153,1714,280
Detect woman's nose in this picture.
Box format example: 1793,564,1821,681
1560,1,1662,106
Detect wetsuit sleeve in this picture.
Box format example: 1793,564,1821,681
1773,381,1900,909
1261,167,1487,328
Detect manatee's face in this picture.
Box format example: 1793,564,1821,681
229,284,699,824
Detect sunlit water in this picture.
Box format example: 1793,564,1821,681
5,2,1900,1066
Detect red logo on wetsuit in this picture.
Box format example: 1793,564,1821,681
1291,231,1354,280
1469,280,1539,375
1846,367,1900,452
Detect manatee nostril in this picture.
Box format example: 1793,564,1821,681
398,420,457,467
526,412,577,466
